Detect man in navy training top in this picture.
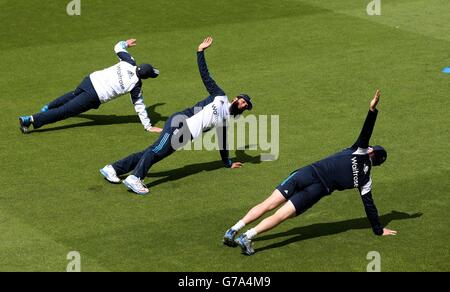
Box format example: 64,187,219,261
19,39,163,134
100,37,253,195
223,90,397,256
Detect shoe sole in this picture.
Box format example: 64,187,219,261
223,236,238,248
236,239,255,256
123,180,149,195
19,126,29,134
100,169,121,184
19,118,30,134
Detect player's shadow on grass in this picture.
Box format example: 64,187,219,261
145,150,262,188
254,211,423,253
33,103,168,133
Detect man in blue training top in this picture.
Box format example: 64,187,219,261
100,37,253,195
19,39,163,134
224,90,397,256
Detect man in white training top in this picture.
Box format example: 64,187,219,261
19,39,162,134
100,37,253,195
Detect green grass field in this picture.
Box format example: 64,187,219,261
0,0,449,271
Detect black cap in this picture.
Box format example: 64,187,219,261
137,64,159,79
237,94,253,110
372,145,387,166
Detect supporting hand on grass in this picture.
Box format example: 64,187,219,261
382,228,397,236
147,126,163,133
231,162,243,169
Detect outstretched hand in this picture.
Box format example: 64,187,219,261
127,39,137,47
198,36,213,52
370,89,381,112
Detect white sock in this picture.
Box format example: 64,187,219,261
231,220,245,232
30,116,34,123
245,228,258,240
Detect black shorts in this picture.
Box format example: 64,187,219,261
276,165,329,216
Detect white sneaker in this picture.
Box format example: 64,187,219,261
123,175,149,195
100,165,121,184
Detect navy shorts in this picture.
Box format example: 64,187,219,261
276,165,329,216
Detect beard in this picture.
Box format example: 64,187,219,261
230,101,245,117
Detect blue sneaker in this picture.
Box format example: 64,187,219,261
40,105,49,112
223,229,238,247
19,116,32,134
235,234,255,256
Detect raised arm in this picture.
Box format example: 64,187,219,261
114,39,137,66
351,90,381,149
197,37,226,97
